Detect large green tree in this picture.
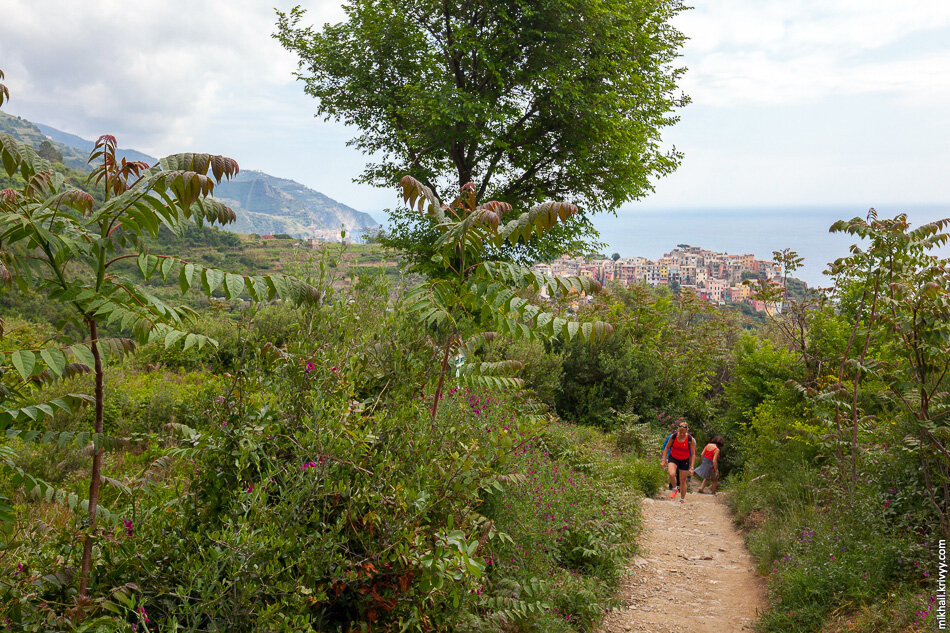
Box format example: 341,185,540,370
275,0,687,214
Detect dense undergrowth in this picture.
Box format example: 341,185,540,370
1,114,946,633
725,378,939,632
0,248,663,632
5,215,947,632
720,215,947,633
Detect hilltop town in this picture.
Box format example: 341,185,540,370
534,244,790,313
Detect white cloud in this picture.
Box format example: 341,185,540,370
679,0,950,106
0,0,344,153
683,50,950,106
2,0,949,210
681,0,950,53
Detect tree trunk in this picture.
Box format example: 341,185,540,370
849,273,880,488
78,319,105,599
453,141,472,190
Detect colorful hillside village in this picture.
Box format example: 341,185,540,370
533,245,789,314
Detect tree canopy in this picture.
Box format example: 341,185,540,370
275,0,688,215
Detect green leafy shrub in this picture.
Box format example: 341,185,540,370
729,430,938,633
610,458,667,498
71,354,645,633
472,419,642,633
91,392,497,630
555,287,727,431
613,416,650,456
556,336,651,429
720,334,803,473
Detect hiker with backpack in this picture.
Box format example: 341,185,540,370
660,420,696,503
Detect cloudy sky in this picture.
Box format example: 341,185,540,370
1,0,949,217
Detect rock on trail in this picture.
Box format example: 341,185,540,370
598,491,765,633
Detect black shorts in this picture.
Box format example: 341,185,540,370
669,456,690,472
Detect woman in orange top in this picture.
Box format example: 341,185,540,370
660,421,696,503
694,436,724,495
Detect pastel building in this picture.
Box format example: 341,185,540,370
531,245,803,310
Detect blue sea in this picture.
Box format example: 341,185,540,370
592,204,950,287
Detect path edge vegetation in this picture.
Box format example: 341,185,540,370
0,71,324,604
0,67,665,631
727,211,950,632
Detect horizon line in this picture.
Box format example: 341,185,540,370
613,202,950,213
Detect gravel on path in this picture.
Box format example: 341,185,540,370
598,490,766,633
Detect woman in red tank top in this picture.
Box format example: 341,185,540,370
695,436,724,494
669,434,691,460
660,420,697,503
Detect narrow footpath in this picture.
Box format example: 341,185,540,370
599,490,766,633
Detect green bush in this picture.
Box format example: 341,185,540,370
719,334,803,473
484,338,564,410
556,336,660,429
472,418,642,633
40,360,645,633
610,459,667,498
613,418,650,456
89,387,504,631
554,287,726,432
730,457,937,633
0,256,653,632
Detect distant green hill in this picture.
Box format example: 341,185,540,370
0,111,90,171
34,120,156,165
0,112,379,239
215,170,378,237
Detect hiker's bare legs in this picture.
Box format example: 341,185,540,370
667,461,678,489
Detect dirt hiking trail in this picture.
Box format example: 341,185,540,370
599,490,766,633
